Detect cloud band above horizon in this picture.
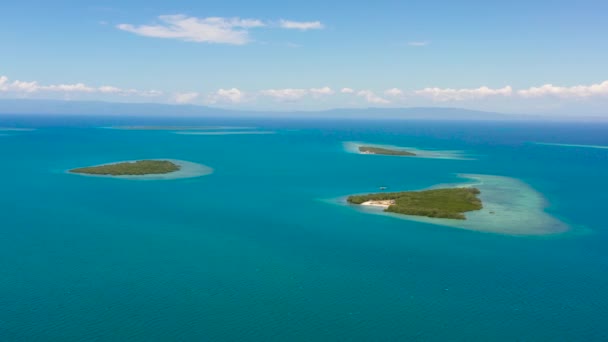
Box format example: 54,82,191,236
1,75,607,109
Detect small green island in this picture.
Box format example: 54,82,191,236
348,187,482,220
70,160,180,176
358,146,416,156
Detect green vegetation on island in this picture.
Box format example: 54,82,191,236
70,160,180,176
348,187,482,220
359,146,416,156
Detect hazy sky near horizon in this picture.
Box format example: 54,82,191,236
1,0,607,115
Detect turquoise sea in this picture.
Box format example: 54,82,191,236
1,116,608,341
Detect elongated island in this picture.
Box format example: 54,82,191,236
348,187,482,219
70,160,180,176
358,146,416,156
69,159,213,180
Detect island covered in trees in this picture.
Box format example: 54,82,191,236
70,160,180,176
358,146,416,156
348,187,482,220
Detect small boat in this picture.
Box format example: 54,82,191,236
379,186,388,190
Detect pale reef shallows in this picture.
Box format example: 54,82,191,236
174,131,276,136
534,142,608,150
104,126,255,131
0,127,36,132
343,141,473,160
68,159,213,180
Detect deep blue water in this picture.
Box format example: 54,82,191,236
1,116,607,341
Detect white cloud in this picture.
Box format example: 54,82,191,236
117,15,324,45
518,80,608,98
173,92,200,104
260,87,333,101
261,88,308,101
384,88,404,97
309,86,334,97
100,87,162,97
415,86,512,101
408,41,430,47
0,76,8,91
207,88,245,104
5,73,608,110
42,83,95,93
10,80,40,93
357,90,390,104
117,15,265,45
279,20,324,30
0,75,162,98
98,86,123,94
138,89,163,97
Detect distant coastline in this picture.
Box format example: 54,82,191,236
0,99,553,120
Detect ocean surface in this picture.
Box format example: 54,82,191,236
1,115,607,341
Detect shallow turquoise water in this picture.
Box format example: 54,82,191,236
1,117,607,341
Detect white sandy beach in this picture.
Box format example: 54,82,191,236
360,200,395,208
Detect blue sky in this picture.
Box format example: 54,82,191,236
1,0,607,115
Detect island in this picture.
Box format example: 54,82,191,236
358,146,416,156
70,160,180,176
347,187,482,220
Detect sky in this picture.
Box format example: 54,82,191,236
1,0,607,115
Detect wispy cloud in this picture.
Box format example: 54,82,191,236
309,86,334,97
278,19,324,30
0,75,162,98
43,83,96,93
117,15,324,45
260,87,333,101
4,74,608,110
518,80,608,98
117,15,264,45
260,88,309,102
173,92,200,104
408,41,430,47
384,88,404,97
415,86,512,101
206,88,246,104
357,90,390,104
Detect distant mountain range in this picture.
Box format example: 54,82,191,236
0,98,593,121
